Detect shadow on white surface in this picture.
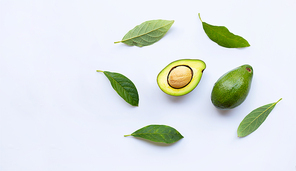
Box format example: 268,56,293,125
125,136,183,147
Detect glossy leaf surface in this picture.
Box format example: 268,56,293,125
115,19,174,47
97,70,139,106
124,125,183,144
237,98,282,137
199,13,250,48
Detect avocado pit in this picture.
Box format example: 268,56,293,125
167,65,193,89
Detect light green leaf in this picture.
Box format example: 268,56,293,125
237,98,282,137
114,19,174,47
124,125,183,144
97,70,139,106
198,13,250,48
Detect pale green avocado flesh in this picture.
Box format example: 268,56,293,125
211,64,253,109
157,59,206,96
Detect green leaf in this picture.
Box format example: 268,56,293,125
97,70,139,106
124,125,184,144
198,13,250,48
237,98,282,137
114,19,174,47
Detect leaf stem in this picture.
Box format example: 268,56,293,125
198,13,203,22
96,70,104,72
124,134,131,137
114,41,121,44
276,98,282,104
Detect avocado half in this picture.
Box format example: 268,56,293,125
157,59,206,96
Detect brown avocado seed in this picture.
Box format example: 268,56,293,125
167,65,193,89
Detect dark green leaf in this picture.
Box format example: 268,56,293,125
114,19,174,47
237,98,282,137
198,13,250,48
97,70,139,106
124,125,183,144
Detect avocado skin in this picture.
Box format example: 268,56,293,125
211,64,253,109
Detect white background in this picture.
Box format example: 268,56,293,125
1,0,296,171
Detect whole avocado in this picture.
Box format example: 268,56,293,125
211,64,253,109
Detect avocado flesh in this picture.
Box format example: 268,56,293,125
211,64,253,109
157,59,206,96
